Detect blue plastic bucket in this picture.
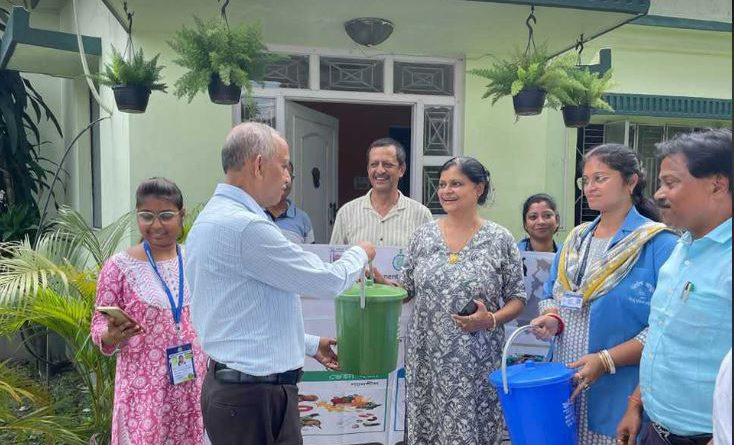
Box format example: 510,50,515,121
488,325,578,445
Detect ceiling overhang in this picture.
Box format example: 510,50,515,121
0,6,101,78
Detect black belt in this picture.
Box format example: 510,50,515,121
210,360,303,385
652,422,712,445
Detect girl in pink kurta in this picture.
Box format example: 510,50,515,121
91,178,206,445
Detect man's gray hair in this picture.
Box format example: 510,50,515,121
221,122,282,173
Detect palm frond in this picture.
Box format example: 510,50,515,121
0,238,71,305
52,207,133,268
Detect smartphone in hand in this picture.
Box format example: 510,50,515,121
96,306,143,330
457,299,479,316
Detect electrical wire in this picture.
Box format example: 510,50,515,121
71,0,114,116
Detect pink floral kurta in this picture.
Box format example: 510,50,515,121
91,249,206,445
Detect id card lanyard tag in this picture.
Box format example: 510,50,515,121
167,343,196,385
561,291,584,310
143,241,196,385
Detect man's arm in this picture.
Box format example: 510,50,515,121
242,219,369,298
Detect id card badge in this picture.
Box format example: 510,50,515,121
166,343,196,385
561,291,584,310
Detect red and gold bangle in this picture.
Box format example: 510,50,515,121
628,395,642,407
545,313,565,335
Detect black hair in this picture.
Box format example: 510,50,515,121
135,177,184,210
439,156,491,205
582,144,661,222
522,193,560,230
656,128,732,193
366,137,407,167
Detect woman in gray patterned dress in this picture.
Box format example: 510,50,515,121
399,157,527,445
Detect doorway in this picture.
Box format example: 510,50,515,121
284,100,412,243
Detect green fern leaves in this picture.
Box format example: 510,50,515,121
168,17,281,103
470,49,614,112
95,46,167,92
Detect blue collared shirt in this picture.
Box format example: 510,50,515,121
640,218,732,436
266,199,315,244
185,184,367,376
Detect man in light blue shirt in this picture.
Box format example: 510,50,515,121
617,129,732,445
266,161,315,244
185,122,376,445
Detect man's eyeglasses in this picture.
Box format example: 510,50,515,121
136,210,181,225
576,174,611,190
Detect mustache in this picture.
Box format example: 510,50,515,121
655,199,671,209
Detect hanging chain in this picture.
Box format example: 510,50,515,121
122,1,135,62
524,5,537,56
218,0,230,30
575,33,585,65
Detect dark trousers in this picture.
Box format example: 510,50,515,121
641,423,712,445
201,365,303,445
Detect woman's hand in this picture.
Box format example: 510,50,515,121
370,266,400,287
568,353,607,400
101,316,143,348
530,314,560,341
451,300,495,333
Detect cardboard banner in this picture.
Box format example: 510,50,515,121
298,245,553,444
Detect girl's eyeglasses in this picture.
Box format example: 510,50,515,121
136,210,181,225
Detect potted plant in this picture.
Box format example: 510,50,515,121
168,17,280,105
555,64,614,128
95,46,166,113
469,47,571,116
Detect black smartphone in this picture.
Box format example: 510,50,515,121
457,299,478,316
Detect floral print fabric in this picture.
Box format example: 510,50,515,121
401,221,527,445
91,251,206,445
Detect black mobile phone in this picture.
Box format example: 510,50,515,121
457,299,478,316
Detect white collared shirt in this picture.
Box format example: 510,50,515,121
329,189,433,247
185,184,367,376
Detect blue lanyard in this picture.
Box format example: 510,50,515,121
143,241,184,330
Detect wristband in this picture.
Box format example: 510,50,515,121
628,395,642,407
545,313,565,335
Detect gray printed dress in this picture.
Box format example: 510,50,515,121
400,220,527,445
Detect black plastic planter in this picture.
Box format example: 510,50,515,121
112,85,151,113
208,73,242,105
512,88,546,116
562,105,592,128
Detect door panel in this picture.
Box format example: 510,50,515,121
285,101,338,243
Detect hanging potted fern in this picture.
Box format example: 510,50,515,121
470,47,571,116
556,64,614,128
168,17,280,105
95,46,166,113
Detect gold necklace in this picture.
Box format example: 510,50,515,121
445,220,480,265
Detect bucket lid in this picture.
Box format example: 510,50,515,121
338,282,407,302
489,361,574,389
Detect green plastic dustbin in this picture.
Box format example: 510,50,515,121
336,279,406,375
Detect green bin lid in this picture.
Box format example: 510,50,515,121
338,282,407,302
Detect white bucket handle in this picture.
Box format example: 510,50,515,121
359,261,374,309
500,325,556,394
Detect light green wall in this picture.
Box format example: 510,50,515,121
583,26,731,98
125,33,233,213
462,65,577,241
